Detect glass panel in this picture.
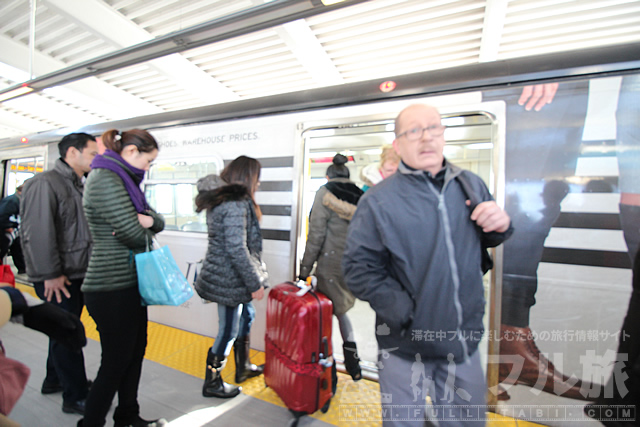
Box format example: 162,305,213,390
5,157,44,196
147,159,222,180
145,183,205,232
144,157,222,232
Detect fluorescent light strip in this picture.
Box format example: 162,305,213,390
0,86,34,102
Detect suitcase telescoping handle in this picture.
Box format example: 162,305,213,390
295,276,317,297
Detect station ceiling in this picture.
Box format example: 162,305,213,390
0,0,639,142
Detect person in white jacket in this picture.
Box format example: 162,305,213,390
360,145,400,191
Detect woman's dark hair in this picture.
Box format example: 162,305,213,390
326,154,350,179
195,155,262,219
101,129,158,154
221,155,261,195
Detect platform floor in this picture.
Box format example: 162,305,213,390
4,283,544,426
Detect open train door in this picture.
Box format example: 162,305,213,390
296,100,507,406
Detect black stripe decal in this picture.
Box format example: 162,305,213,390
224,156,293,168
260,205,292,216
262,229,290,241
553,213,621,230
580,176,618,191
258,181,293,191
541,248,631,269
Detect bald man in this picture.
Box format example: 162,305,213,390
343,104,512,426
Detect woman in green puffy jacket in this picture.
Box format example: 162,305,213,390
80,129,165,427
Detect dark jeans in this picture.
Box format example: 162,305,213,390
211,302,255,357
34,279,89,403
83,286,148,427
0,234,25,273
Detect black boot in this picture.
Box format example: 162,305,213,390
343,341,362,381
202,350,241,398
234,335,264,383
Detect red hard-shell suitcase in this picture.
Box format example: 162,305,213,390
264,280,335,421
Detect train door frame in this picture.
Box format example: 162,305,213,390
294,100,506,402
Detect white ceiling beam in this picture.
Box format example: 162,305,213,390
42,0,239,104
0,108,60,136
479,0,509,62
275,19,343,86
0,34,162,119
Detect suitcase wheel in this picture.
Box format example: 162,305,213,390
288,410,305,427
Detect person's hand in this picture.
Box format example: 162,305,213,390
468,201,511,233
4,227,13,233
43,275,71,303
252,286,265,301
518,83,559,111
137,213,154,228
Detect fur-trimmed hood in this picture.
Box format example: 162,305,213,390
196,174,252,212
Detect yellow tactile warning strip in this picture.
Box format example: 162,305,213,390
16,284,543,426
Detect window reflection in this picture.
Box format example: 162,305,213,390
145,158,223,232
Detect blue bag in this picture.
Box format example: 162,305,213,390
135,243,193,306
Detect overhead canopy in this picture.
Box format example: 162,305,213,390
0,0,639,141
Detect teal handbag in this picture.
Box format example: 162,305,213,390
135,239,193,306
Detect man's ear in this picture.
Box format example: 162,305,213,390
65,146,79,160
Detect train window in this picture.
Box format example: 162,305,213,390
144,157,223,232
5,157,45,196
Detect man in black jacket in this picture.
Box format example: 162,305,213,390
343,104,512,426
20,133,98,416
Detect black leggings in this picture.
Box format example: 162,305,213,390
83,286,148,427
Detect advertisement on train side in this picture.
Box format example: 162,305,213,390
475,75,638,424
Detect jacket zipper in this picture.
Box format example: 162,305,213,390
429,178,469,362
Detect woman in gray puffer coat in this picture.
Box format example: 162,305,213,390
299,154,364,381
194,156,269,399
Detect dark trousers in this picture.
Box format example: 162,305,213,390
34,279,89,403
0,234,25,273
83,286,148,427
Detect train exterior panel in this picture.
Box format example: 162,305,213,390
141,92,484,349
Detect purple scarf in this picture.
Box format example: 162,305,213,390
90,150,148,213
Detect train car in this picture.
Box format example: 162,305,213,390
2,41,639,422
